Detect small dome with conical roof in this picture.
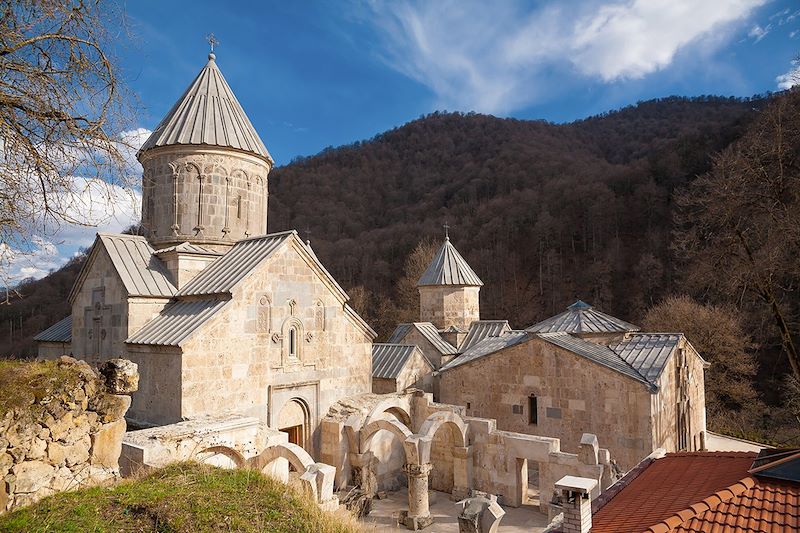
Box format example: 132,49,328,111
138,53,272,163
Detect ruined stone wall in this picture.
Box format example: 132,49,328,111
0,358,136,514
419,286,480,330
140,146,271,251
438,338,654,470
176,242,373,457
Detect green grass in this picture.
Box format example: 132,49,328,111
0,462,364,533
0,359,85,419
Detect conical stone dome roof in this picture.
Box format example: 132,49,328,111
417,237,483,287
138,52,272,163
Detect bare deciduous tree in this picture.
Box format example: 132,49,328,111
0,0,136,282
674,90,800,382
642,295,760,432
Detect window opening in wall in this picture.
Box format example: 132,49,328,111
289,327,297,358
529,395,538,425
466,402,471,410
512,404,523,414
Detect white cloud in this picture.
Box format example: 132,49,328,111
364,0,767,113
747,24,771,42
777,60,800,90
1,128,150,284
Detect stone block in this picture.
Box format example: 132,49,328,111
99,359,139,394
90,419,127,469
92,394,132,423
11,461,55,493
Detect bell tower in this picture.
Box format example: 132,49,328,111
417,230,483,331
137,48,273,252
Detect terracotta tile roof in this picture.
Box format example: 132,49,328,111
592,452,759,533
668,477,800,532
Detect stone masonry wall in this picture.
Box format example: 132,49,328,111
439,338,654,470
0,357,137,514
419,286,480,330
140,146,271,251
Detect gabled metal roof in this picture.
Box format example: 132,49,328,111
526,300,639,334
33,316,72,343
155,242,223,256
387,324,412,344
126,299,229,346
138,53,272,164
372,344,433,379
459,320,511,352
538,332,654,389
441,331,530,371
69,234,177,303
612,333,682,385
417,238,483,287
176,231,293,296
386,322,458,355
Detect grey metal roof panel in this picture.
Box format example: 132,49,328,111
414,323,459,354
176,231,293,296
126,299,229,346
138,54,272,163
386,323,458,355
537,332,653,389
417,238,483,287
97,234,177,298
387,324,412,344
612,333,681,384
33,316,72,343
526,300,639,334
441,331,530,371
155,242,223,256
459,320,511,352
372,344,432,379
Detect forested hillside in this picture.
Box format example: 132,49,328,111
0,95,765,356
269,96,763,335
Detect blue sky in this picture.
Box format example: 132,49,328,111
5,0,800,282
119,0,800,165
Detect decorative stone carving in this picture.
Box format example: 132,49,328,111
271,333,282,343
305,332,314,343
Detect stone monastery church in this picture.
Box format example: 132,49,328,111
34,50,711,527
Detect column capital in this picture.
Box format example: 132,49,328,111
404,462,433,477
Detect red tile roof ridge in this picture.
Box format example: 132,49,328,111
643,476,757,533
667,451,759,458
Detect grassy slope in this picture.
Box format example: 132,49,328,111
0,463,363,533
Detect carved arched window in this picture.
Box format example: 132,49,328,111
281,317,304,366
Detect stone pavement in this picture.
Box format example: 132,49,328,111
360,489,550,532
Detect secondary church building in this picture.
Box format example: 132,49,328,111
380,237,709,470
35,51,375,453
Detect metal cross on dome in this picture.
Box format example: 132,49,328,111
206,33,220,53
443,221,450,240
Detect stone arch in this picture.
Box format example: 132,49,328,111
419,411,468,493
363,397,412,430
360,418,413,453
418,411,468,448
195,445,247,469
249,443,314,474
277,397,311,450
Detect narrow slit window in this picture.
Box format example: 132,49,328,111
237,196,242,218
289,327,297,358
529,395,538,425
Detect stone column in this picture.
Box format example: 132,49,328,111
349,451,377,497
452,446,473,500
401,462,434,531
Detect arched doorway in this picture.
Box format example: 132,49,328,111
278,398,311,450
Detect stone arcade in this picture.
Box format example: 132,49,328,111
34,50,686,530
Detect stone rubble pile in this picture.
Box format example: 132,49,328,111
0,357,138,513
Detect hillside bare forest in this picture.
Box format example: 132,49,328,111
4,93,800,444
